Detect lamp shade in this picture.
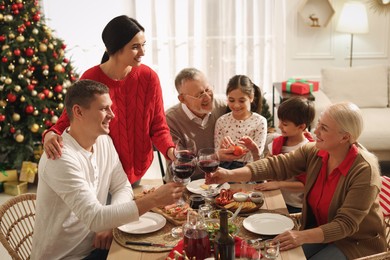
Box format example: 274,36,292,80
336,1,369,34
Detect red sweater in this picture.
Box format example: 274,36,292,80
48,64,174,184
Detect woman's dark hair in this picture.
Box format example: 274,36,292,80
226,75,263,114
277,96,315,129
101,15,145,63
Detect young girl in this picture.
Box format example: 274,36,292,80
256,96,315,213
214,75,267,169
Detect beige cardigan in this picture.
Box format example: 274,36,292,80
246,143,387,259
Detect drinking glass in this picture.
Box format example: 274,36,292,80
174,138,197,161
264,239,280,259
240,239,262,260
171,157,196,206
197,148,220,178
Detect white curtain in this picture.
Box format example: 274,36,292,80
42,0,286,109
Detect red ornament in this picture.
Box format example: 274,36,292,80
0,5,5,10
13,49,21,56
44,120,52,127
0,35,5,42
7,93,17,103
33,13,40,22
2,57,8,63
28,66,35,72
11,4,18,10
43,89,50,96
24,20,31,27
54,85,63,93
63,58,69,63
41,64,49,70
42,107,49,114
27,84,35,91
0,114,5,122
17,26,25,33
61,44,67,50
52,52,58,58
38,93,45,100
50,110,55,116
10,127,16,134
25,105,34,114
13,9,19,15
25,47,34,57
17,3,24,9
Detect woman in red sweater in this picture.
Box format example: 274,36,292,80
43,15,175,185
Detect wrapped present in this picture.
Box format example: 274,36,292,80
19,161,38,183
4,181,28,196
0,169,18,182
282,79,319,94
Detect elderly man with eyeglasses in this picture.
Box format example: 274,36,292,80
165,68,242,181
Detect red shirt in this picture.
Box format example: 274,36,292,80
46,65,174,184
308,144,358,226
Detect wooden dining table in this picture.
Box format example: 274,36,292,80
107,179,306,259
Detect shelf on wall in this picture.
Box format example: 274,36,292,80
298,0,335,28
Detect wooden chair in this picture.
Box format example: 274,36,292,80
0,193,36,260
354,251,390,260
289,212,302,230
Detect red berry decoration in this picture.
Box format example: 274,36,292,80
25,105,34,114
13,49,21,56
54,85,63,93
0,114,5,122
7,93,17,103
25,47,34,57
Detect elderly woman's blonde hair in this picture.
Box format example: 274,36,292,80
326,102,363,145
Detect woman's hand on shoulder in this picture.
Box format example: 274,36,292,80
43,131,63,159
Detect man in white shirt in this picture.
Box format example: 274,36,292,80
31,79,184,259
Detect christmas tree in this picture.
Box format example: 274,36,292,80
0,0,78,170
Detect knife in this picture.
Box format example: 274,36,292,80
125,241,174,248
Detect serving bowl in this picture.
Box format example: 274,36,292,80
233,192,249,202
249,191,264,204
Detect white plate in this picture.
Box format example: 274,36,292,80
118,212,166,234
243,213,294,235
186,179,230,195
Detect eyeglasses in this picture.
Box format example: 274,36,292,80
181,87,213,100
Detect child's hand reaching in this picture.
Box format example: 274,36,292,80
238,136,260,160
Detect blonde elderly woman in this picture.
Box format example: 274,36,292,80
206,102,386,259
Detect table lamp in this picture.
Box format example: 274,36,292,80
336,1,369,67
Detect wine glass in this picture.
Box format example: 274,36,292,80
174,138,197,161
197,148,220,178
171,157,196,206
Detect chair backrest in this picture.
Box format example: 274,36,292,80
0,193,36,260
354,251,390,260
379,176,390,250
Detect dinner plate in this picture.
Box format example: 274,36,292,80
243,213,294,235
118,212,166,234
186,179,230,195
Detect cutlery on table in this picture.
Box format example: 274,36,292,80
231,204,243,221
125,241,174,248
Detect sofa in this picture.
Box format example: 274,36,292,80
312,64,390,161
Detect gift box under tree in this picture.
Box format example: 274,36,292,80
4,181,28,196
282,79,319,95
19,161,38,183
0,169,18,182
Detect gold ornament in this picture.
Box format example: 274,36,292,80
16,35,25,42
58,103,64,109
32,28,38,35
14,85,21,92
19,57,25,64
48,43,54,49
39,43,47,52
31,123,39,133
33,110,38,116
2,44,9,51
51,115,58,124
12,113,21,121
57,93,63,99
15,134,24,143
43,69,49,76
4,15,13,22
54,64,63,72
31,90,37,96
48,91,53,98
0,14,3,21
0,100,6,106
8,33,15,39
8,64,15,71
4,78,12,84
31,56,38,62
20,96,26,102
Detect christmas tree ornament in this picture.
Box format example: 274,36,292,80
18,74,24,79
58,103,64,109
14,85,21,92
18,57,25,64
42,107,48,114
42,69,49,76
51,115,58,124
15,133,24,143
30,123,39,133
0,76,5,82
57,93,63,99
0,85,4,91
0,100,6,107
4,78,12,84
0,114,5,121
25,105,34,114
32,28,38,35
2,56,8,63
54,64,63,72
7,93,17,102
2,44,9,50
9,127,16,134
38,92,45,100
4,14,13,22
54,85,62,93
8,32,15,39
39,43,47,52
8,63,15,70
25,47,34,56
48,91,53,98
33,110,38,116
20,96,25,102
16,35,25,42
17,26,25,33
12,113,20,121
42,88,49,96
27,84,34,91
13,49,21,56
31,90,37,96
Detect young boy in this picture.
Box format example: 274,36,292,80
255,97,315,213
